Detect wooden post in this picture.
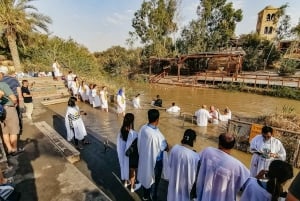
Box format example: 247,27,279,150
205,72,207,85
267,76,270,88
254,75,257,88
298,78,300,88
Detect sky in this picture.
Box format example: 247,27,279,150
32,0,300,52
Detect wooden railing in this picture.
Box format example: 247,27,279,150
149,71,166,83
194,72,300,88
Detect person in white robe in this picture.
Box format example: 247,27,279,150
99,86,108,112
65,97,89,149
52,60,61,79
209,105,219,124
137,109,168,201
66,71,74,89
116,113,141,193
218,106,232,122
249,126,286,177
91,84,101,108
78,81,88,102
194,105,212,127
167,129,199,201
195,133,250,201
71,76,79,98
116,88,126,116
166,102,180,113
132,93,141,109
240,160,293,201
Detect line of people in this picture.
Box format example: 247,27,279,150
116,108,298,201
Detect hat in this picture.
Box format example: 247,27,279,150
0,66,8,75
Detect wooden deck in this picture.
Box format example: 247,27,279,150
156,73,300,88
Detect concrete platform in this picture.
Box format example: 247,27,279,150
6,118,112,201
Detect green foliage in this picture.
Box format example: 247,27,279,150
20,33,98,76
240,33,280,71
130,0,178,57
94,46,142,77
179,0,242,53
278,59,299,75
0,0,52,71
266,86,300,100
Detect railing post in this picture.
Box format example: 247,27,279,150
267,76,270,88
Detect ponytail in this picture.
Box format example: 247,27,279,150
267,178,282,201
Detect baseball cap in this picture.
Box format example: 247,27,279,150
0,66,8,75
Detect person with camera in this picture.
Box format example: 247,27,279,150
117,113,141,193
240,160,293,201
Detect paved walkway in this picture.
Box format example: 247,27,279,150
6,117,112,201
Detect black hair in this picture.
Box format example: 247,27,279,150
22,80,28,85
181,129,196,147
67,97,77,107
262,126,273,134
172,102,175,106
120,113,135,142
267,160,293,201
148,109,159,123
218,133,235,149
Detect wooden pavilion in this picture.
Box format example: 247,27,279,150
148,50,245,79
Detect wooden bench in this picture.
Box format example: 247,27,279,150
34,121,80,164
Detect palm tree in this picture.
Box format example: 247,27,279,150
0,0,52,72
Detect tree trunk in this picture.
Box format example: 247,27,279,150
6,33,22,72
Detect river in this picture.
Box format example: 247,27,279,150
47,84,300,169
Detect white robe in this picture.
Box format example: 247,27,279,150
117,130,138,180
166,106,180,113
100,90,108,109
167,145,199,201
219,111,232,122
92,89,101,108
117,94,126,113
137,124,166,189
71,81,79,95
250,135,286,177
132,97,141,109
196,147,250,201
78,85,88,101
67,74,73,89
52,62,61,77
240,177,272,201
194,109,212,126
65,106,87,141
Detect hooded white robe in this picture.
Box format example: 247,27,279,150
65,106,87,141
167,145,199,201
250,135,286,177
196,147,250,201
117,94,126,113
71,81,79,95
78,85,88,101
137,124,166,189
117,129,138,180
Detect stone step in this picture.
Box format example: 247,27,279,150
34,121,80,164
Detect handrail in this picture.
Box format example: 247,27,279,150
149,71,166,83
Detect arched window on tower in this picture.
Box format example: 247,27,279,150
271,14,276,21
264,27,268,34
269,26,273,34
266,14,271,21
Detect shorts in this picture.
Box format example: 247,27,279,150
0,106,20,135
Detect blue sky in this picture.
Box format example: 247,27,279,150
33,0,300,52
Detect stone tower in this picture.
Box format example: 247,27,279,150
256,6,279,40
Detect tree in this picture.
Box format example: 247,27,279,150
0,0,52,72
130,0,178,57
179,0,242,53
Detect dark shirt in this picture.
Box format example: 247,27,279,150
289,172,300,199
154,99,162,107
2,76,20,97
21,86,32,103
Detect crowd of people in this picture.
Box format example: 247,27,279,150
61,68,300,201
0,65,34,200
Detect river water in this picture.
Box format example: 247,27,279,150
48,84,300,168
